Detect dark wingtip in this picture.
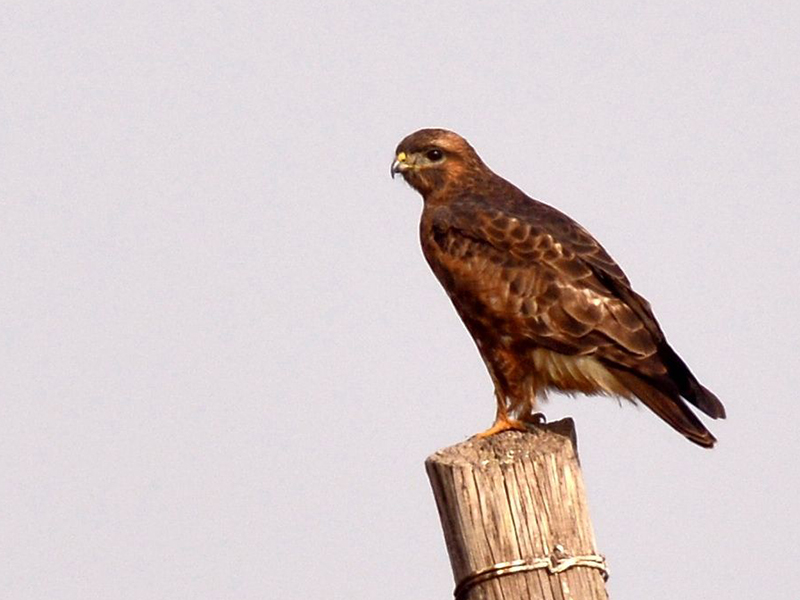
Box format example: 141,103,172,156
696,385,726,419
657,341,727,420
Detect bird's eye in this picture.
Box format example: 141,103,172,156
426,149,444,161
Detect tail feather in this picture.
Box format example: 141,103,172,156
591,271,727,421
610,368,717,448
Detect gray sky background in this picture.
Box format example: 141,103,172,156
2,1,799,598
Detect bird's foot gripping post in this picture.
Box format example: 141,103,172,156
475,416,528,438
426,419,608,600
522,411,548,426
476,407,549,439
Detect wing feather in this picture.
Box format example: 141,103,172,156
425,194,723,422
430,199,659,366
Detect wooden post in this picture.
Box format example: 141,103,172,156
425,419,609,600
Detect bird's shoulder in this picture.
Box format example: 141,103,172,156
425,183,629,286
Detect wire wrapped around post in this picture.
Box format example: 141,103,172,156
454,545,608,599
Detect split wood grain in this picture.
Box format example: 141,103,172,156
425,420,608,600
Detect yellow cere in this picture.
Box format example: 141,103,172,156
396,152,407,162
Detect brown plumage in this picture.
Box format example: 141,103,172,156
391,128,726,447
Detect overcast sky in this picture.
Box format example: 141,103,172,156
2,1,799,598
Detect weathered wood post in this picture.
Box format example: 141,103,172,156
425,419,609,600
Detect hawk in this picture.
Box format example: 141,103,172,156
391,128,726,447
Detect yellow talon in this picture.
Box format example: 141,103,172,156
476,417,528,438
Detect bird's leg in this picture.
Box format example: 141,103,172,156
476,390,528,438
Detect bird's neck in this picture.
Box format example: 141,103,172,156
422,170,504,206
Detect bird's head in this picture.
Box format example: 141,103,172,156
391,128,486,197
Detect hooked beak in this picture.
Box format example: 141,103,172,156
391,151,409,178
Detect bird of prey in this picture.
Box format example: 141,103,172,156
391,128,726,447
